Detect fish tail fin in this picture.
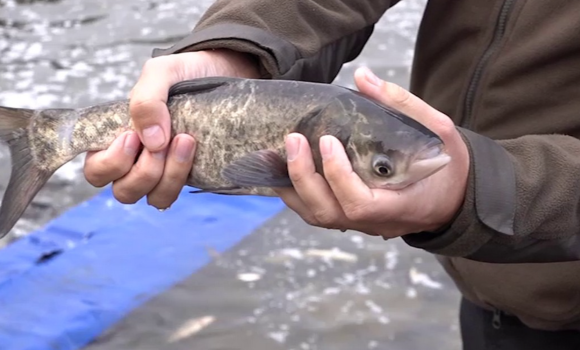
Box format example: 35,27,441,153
0,106,53,239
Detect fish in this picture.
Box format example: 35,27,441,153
167,315,215,343
0,76,451,239
305,248,358,263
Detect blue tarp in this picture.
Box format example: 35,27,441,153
0,187,285,350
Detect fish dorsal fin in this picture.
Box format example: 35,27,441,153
168,77,241,98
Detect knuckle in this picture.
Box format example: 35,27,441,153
134,163,162,184
147,193,177,209
113,187,139,205
84,171,106,187
385,82,412,108
84,172,107,188
83,163,108,187
322,167,340,183
312,210,338,227
301,215,319,227
104,160,129,177
343,204,369,222
288,169,305,185
84,161,127,187
129,97,156,119
164,166,190,184
434,118,456,139
141,57,160,73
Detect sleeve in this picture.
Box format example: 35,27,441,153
402,127,580,264
150,0,401,82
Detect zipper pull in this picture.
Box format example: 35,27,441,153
492,308,502,329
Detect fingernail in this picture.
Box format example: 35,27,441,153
320,135,334,160
364,68,382,87
286,134,301,162
174,136,195,163
123,132,140,156
143,125,165,149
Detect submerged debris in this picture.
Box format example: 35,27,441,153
167,315,216,343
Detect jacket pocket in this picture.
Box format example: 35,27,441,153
440,257,580,331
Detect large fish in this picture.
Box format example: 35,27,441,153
0,76,451,239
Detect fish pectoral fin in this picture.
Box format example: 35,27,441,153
189,187,245,195
221,150,293,188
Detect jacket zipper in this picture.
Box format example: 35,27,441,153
461,0,516,128
463,0,514,334
492,307,502,329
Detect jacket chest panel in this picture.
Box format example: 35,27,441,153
412,0,580,140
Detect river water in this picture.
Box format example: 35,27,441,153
0,0,463,348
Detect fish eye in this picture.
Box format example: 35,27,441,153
372,154,393,177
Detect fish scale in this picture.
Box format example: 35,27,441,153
0,76,450,238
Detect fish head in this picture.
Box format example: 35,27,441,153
342,93,451,191
295,90,450,191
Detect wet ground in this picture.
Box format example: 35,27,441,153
86,210,461,350
0,0,463,348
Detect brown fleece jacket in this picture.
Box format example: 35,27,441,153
152,0,580,331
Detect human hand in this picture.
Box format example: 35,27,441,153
274,67,470,238
83,49,260,209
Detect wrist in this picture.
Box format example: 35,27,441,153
403,185,467,238
206,49,261,79
422,132,471,233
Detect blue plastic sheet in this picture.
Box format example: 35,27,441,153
0,187,285,350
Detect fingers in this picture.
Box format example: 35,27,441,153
129,50,260,154
276,133,347,228
146,134,196,209
273,187,316,224
85,50,261,211
129,56,185,152
354,66,423,116
84,131,142,187
318,135,379,218
353,67,453,133
275,134,408,231
84,133,196,209
111,147,168,205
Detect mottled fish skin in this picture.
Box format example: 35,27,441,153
0,76,449,238
29,102,133,173
166,79,350,196
30,78,362,195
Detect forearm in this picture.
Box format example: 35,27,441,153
152,0,400,82
403,128,580,264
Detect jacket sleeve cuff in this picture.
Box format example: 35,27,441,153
150,21,374,83
402,127,517,256
150,23,301,79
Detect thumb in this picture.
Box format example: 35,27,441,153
129,55,187,152
353,67,452,131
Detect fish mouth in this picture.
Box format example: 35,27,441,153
411,145,451,177
384,144,451,191
415,142,446,161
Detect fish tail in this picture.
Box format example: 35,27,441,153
0,106,54,239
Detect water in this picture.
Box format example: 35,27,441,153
0,0,463,348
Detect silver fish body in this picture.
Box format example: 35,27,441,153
0,76,451,239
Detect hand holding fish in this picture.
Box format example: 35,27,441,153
82,49,260,209
0,64,455,239
274,67,470,239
